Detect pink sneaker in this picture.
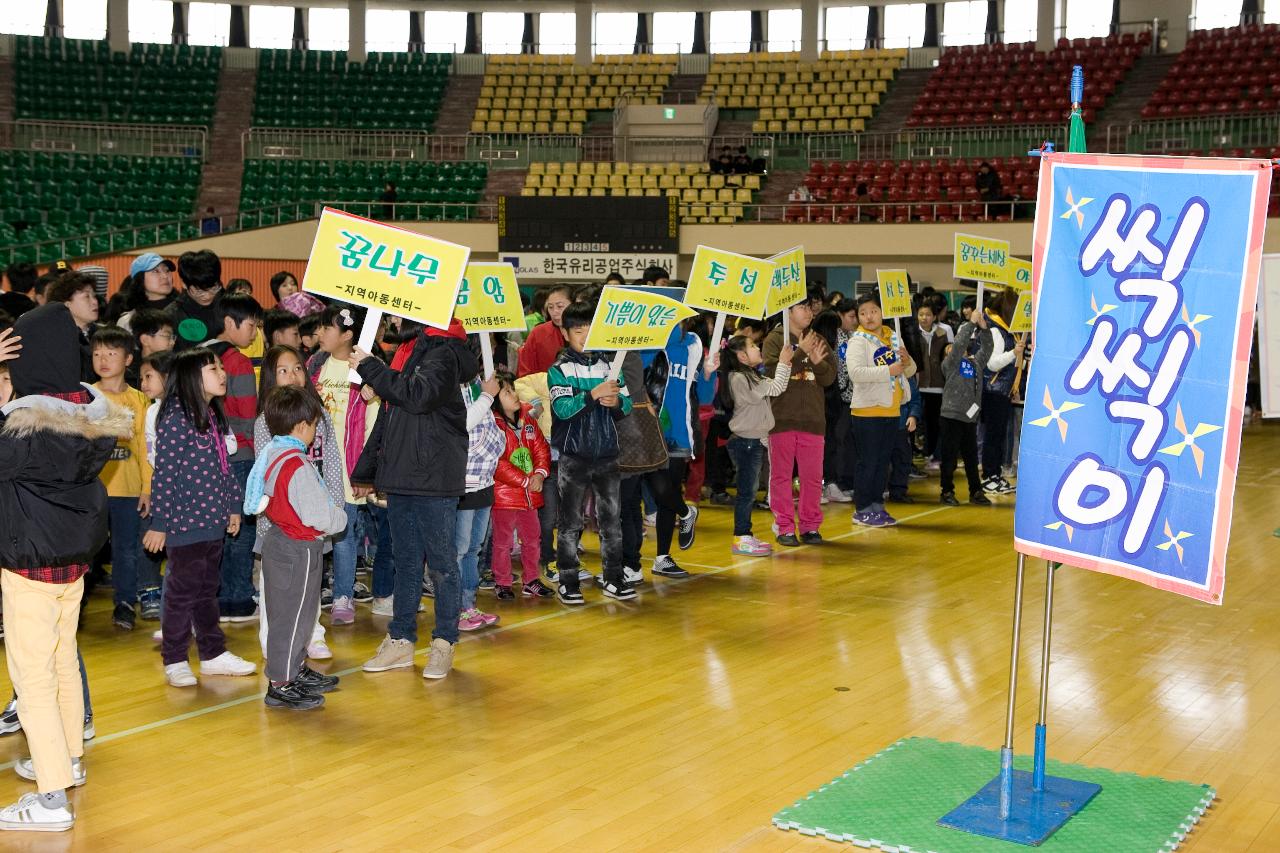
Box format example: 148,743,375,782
330,596,355,625
732,535,773,556
458,609,488,632
477,609,500,627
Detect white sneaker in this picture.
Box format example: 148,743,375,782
0,792,74,832
306,640,333,660
164,661,197,687
370,596,394,616
150,629,163,643
824,483,852,503
623,565,644,585
199,651,256,677
15,758,85,788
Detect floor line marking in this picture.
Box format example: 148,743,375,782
0,505,956,769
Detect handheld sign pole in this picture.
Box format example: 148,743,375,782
351,308,384,384
706,312,727,377
608,349,628,382
999,554,1027,819
782,309,791,347
479,332,494,379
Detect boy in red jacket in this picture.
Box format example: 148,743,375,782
490,371,553,600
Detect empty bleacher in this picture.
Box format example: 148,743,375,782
252,49,451,130
909,33,1149,127
13,36,221,125
522,161,761,223
239,158,488,226
472,54,675,135
0,150,202,260
700,49,903,135
1143,24,1280,118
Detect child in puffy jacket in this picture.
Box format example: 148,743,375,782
490,370,554,600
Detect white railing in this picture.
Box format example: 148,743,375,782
242,129,484,162
0,120,207,160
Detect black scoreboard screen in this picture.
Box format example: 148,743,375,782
498,196,678,253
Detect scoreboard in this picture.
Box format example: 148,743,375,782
498,196,678,254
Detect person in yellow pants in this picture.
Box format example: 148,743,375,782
1,288,131,832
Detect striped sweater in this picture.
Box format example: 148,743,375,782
204,340,258,463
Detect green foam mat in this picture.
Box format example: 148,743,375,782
773,738,1214,852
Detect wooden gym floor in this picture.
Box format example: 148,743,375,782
0,425,1278,852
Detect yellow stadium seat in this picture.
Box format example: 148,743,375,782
529,162,545,175
520,187,536,197
537,187,553,197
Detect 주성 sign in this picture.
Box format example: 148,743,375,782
454,262,525,334
766,246,807,316
302,207,470,330
954,233,1011,285
685,245,774,318
585,285,697,351
876,269,913,319
1014,152,1269,604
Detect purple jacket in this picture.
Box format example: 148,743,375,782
150,402,243,546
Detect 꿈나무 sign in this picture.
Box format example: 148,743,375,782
302,207,470,330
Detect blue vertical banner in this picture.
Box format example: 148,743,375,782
1014,153,1270,604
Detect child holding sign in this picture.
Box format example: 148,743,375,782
548,302,633,604
846,295,916,528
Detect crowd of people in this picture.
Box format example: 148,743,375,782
0,251,1028,831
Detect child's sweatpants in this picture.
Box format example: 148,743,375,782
260,527,324,683
491,508,541,586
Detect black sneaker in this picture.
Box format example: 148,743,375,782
0,695,19,735
320,589,334,610
940,491,960,506
495,585,516,601
139,587,161,621
753,499,771,511
295,664,340,694
601,581,637,601
799,531,824,545
710,491,733,506
352,582,373,603
776,533,801,547
83,713,95,741
652,556,690,578
112,602,136,631
996,476,1016,494
542,562,558,582
677,505,699,550
970,493,993,506
522,579,554,598
888,493,916,504
557,585,585,606
422,577,435,598
265,681,325,710
478,571,496,591
982,475,1003,494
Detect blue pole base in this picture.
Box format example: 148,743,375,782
1033,723,1048,791
938,770,1102,847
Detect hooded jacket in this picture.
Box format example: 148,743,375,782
351,319,478,497
493,403,552,511
0,389,132,570
941,321,994,423
548,346,632,462
9,302,93,397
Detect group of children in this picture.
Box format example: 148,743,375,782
0,252,1026,832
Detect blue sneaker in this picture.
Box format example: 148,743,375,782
877,511,898,527
853,510,887,528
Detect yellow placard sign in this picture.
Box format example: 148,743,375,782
1008,256,1033,291
876,269,913,319
454,263,525,334
766,246,807,316
953,232,1011,286
1011,290,1034,333
684,245,774,319
585,286,697,351
301,207,470,329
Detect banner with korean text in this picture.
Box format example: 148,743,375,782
1014,152,1269,604
585,285,697,352
454,263,525,334
766,246,807,316
302,207,470,330
954,233,1011,285
685,245,774,319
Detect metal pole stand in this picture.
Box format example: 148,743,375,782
938,558,1102,846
